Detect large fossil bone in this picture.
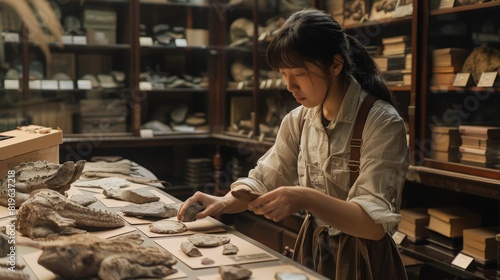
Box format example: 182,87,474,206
0,160,86,207
17,189,124,239
21,233,177,280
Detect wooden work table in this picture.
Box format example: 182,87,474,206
0,162,327,280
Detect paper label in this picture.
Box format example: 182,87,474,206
477,72,498,87
4,80,20,90
59,80,74,90
451,253,474,269
392,231,406,245
72,36,87,45
77,80,92,90
453,73,472,87
140,37,154,46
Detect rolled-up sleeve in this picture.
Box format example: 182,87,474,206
347,102,409,232
231,108,305,193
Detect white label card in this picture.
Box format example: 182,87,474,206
29,80,41,90
72,36,87,45
439,0,455,9
139,129,154,138
139,81,153,91
453,73,472,87
41,80,59,90
77,80,92,90
62,35,73,44
175,39,187,47
451,253,474,270
477,72,498,87
4,80,20,90
59,80,74,90
139,37,154,46
391,231,406,245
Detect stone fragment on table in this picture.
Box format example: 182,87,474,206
122,201,178,218
222,243,239,255
180,241,202,257
188,233,230,247
104,188,160,204
219,265,252,280
149,220,187,234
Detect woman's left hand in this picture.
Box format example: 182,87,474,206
248,186,307,222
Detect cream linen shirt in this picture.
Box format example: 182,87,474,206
231,78,410,235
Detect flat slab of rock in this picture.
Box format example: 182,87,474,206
222,243,239,255
219,265,252,280
149,220,187,234
70,194,98,206
72,177,130,191
180,241,202,257
104,188,160,204
122,201,178,218
188,233,230,247
231,189,261,203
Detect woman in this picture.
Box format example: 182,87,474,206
178,8,409,279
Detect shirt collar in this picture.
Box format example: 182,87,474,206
305,76,364,129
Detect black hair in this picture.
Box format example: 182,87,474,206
266,8,400,113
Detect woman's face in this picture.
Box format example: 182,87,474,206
279,62,329,108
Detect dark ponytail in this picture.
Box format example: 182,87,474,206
266,8,402,116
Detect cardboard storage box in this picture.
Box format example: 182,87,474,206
0,127,62,178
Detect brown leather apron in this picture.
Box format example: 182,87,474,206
293,213,408,280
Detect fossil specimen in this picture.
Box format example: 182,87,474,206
149,220,187,234
103,188,160,204
70,194,98,206
222,243,239,255
201,257,215,265
17,189,125,239
180,241,202,257
25,233,177,280
219,265,252,280
0,160,86,207
180,201,205,222
0,268,30,280
71,177,130,191
231,189,261,204
188,233,230,247
121,201,178,218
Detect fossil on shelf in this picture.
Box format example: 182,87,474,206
17,189,124,239
23,233,177,280
0,160,86,207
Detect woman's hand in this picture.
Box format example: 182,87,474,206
248,186,307,222
177,186,252,221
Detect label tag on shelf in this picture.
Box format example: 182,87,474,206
72,36,87,45
3,32,19,43
477,72,498,87
140,37,154,46
41,80,58,90
391,231,406,245
77,80,92,90
439,0,455,9
175,39,187,47
29,80,41,90
140,129,154,138
59,80,74,90
62,35,73,45
453,73,473,87
139,81,153,91
451,253,474,270
4,80,19,90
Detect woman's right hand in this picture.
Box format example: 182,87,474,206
176,187,250,221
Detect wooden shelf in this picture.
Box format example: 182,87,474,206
431,1,500,16
343,15,413,30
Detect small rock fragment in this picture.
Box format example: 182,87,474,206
201,257,215,265
180,241,202,257
104,188,160,204
219,265,252,280
70,194,98,206
222,243,239,255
